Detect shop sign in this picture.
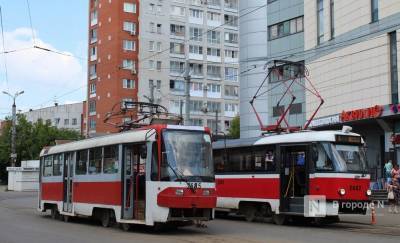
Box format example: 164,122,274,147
391,134,400,145
309,114,341,128
341,105,383,122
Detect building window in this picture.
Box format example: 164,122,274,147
89,64,97,79
123,21,136,34
170,61,185,74
123,2,136,13
149,3,155,12
90,29,97,43
90,10,98,26
190,63,203,76
170,24,185,36
89,83,96,94
190,82,203,93
149,41,155,51
156,61,162,71
224,0,238,9
207,12,220,21
170,80,185,91
208,0,221,8
89,147,102,174
289,103,303,114
269,61,305,82
122,98,134,108
269,16,303,40
207,30,221,44
149,22,155,32
123,40,135,51
170,42,185,55
89,101,96,114
189,9,203,18
72,118,77,125
390,31,398,104
371,0,379,22
317,0,324,44
207,47,221,57
157,79,161,90
225,67,238,81
171,5,185,16
64,119,69,126
224,14,238,27
273,105,285,117
157,24,162,34
189,45,203,55
224,85,239,97
207,65,222,79
189,119,203,126
190,27,203,41
207,101,221,112
330,0,335,39
54,118,60,125
157,42,162,52
207,83,221,94
122,59,135,70
224,32,238,44
149,60,155,69
123,79,135,89
224,49,238,59
76,150,88,175
189,100,203,112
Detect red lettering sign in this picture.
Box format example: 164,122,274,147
340,105,383,122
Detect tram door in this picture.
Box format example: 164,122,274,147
279,145,309,213
63,153,74,213
122,144,146,220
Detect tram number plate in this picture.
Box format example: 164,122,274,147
188,182,201,190
350,185,361,191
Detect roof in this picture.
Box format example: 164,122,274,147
40,125,206,156
213,130,362,149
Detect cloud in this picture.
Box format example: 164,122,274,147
1,27,86,90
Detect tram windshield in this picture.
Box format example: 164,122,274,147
161,130,214,182
314,142,368,173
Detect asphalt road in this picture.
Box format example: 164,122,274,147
0,191,400,243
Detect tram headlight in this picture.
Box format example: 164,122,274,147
339,188,346,196
175,189,184,196
366,189,372,196
203,189,210,196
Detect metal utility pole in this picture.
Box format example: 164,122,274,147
149,82,155,104
2,90,24,167
184,59,191,125
215,109,219,135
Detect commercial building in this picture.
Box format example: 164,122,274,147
304,0,400,179
85,0,240,136
23,103,83,133
240,0,305,138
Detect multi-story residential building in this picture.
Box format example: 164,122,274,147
85,0,240,136
304,0,400,179
23,103,83,133
240,0,305,138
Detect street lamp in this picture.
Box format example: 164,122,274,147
2,90,24,167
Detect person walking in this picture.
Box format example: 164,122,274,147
392,164,400,184
388,179,399,213
385,160,393,188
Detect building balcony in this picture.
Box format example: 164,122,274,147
207,92,222,99
190,90,204,97
207,55,221,63
224,57,238,64
188,53,204,61
224,110,237,118
189,17,204,25
207,20,222,28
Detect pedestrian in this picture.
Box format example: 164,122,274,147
391,164,400,184
387,179,399,214
384,160,393,188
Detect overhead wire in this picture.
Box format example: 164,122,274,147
0,6,9,91
26,0,36,46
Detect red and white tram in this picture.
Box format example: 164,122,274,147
213,129,371,224
38,124,216,229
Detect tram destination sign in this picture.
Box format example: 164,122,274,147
335,135,361,144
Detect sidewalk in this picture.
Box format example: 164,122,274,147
0,185,6,192
340,207,400,227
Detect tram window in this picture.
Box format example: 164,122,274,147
314,143,333,171
103,145,119,174
89,147,102,174
76,150,88,175
53,154,62,176
254,147,276,172
214,149,226,173
151,143,159,181
43,156,53,177
227,148,252,172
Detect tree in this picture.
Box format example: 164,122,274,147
228,115,240,139
0,115,81,183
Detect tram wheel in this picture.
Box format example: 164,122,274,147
272,214,287,225
101,210,111,227
50,206,60,220
120,223,131,231
243,206,257,222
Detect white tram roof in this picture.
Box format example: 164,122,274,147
40,125,205,157
213,130,362,149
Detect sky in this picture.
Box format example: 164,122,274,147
0,0,88,118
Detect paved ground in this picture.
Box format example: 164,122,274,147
0,191,400,243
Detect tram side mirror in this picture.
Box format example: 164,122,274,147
140,145,147,159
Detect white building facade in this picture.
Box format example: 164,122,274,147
23,103,83,132
304,0,400,179
138,0,240,133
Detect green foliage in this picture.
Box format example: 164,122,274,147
228,115,240,139
0,115,81,183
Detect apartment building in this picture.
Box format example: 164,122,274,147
304,0,400,179
240,0,305,138
85,0,239,136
